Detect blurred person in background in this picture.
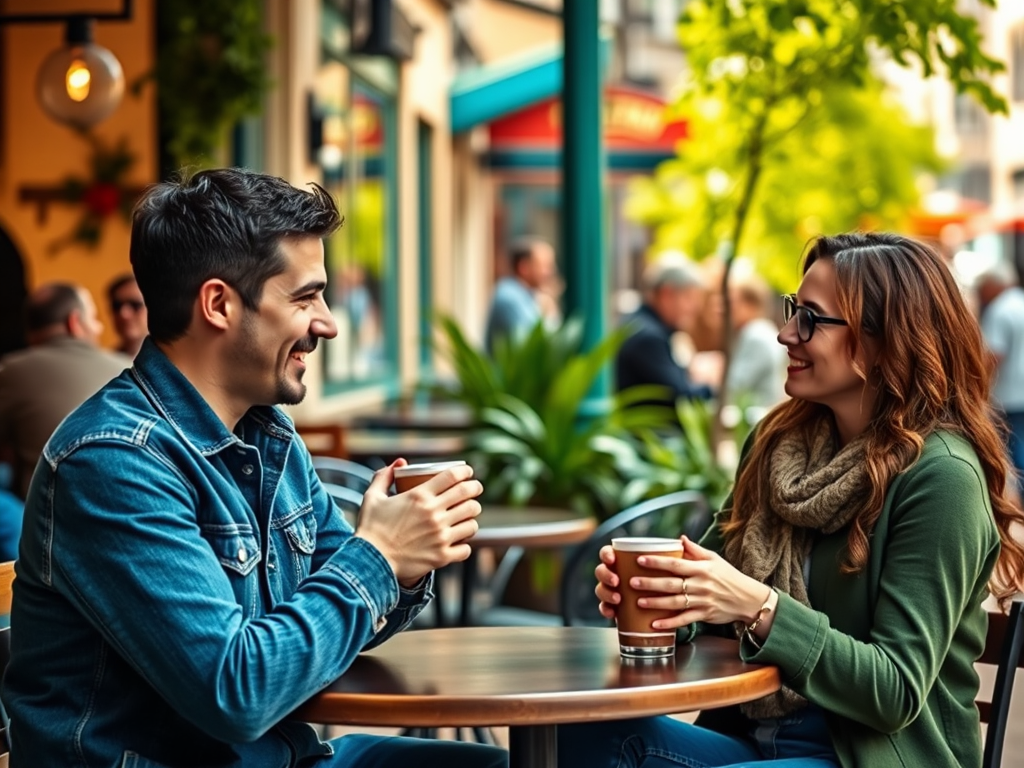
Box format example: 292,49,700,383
107,273,149,358
976,263,1024,497
615,256,713,405
725,274,788,413
485,236,558,354
0,283,129,499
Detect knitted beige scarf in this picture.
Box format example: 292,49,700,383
724,417,869,719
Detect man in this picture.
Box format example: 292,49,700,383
0,282,129,499
977,263,1024,496
484,237,557,353
724,276,787,412
2,169,506,768
107,272,149,357
615,257,713,404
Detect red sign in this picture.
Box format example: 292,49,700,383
489,86,688,151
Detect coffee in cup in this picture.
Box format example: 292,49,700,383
611,536,684,659
393,461,467,494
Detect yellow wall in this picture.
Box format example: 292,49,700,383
0,0,157,348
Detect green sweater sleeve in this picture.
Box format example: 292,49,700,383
740,445,999,733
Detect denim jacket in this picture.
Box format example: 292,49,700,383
2,340,431,768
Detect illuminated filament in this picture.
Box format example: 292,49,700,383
66,60,91,102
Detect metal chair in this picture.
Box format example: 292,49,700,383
979,598,1024,768
311,456,375,493
559,490,711,627
321,482,363,525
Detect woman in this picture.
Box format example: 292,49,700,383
560,233,1024,768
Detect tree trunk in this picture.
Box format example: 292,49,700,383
712,112,768,447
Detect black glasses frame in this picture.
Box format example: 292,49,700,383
782,294,847,343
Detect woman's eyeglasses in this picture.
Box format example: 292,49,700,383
782,294,847,343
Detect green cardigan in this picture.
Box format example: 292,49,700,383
698,431,1001,768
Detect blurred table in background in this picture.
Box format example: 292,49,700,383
350,402,473,432
344,430,468,468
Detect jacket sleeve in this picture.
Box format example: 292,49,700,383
47,439,405,744
740,449,999,733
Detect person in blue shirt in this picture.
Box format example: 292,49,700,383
484,237,558,354
1,169,507,768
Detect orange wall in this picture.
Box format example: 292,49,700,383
0,0,157,349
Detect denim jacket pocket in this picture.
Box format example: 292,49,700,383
120,751,173,768
274,504,317,582
201,523,261,577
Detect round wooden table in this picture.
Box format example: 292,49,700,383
473,506,596,549
297,627,780,768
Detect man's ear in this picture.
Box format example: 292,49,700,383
66,308,86,339
196,279,240,331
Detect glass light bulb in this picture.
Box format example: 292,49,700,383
37,42,124,128
66,59,92,102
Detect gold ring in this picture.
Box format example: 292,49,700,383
682,578,690,609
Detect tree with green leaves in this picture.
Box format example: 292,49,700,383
629,0,1006,424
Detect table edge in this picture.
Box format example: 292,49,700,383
295,666,781,728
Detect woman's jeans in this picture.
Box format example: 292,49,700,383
557,705,839,767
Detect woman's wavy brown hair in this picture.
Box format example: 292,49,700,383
726,232,1024,608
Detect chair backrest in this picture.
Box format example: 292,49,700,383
559,491,711,627
296,424,347,460
322,482,364,524
0,560,15,759
979,598,1024,768
311,456,375,493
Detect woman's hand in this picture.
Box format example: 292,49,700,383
597,536,775,633
594,545,621,620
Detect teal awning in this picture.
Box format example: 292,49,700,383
450,37,611,134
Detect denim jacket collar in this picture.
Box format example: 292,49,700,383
131,338,294,457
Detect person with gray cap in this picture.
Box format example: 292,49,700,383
615,256,713,405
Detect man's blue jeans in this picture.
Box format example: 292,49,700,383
313,734,507,767
556,706,839,767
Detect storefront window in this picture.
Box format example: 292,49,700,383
317,5,398,391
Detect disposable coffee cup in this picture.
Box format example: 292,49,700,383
393,461,467,494
611,537,684,659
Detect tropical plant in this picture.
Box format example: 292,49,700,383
433,315,672,519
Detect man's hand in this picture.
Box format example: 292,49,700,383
354,460,483,587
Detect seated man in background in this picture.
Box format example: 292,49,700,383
0,282,129,499
106,272,149,357
2,169,506,768
615,257,713,405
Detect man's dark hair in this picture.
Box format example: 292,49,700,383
25,283,84,332
508,237,545,276
130,168,343,342
106,273,138,304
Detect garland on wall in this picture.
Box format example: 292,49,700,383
18,132,143,255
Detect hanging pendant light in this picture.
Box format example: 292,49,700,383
36,17,125,129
